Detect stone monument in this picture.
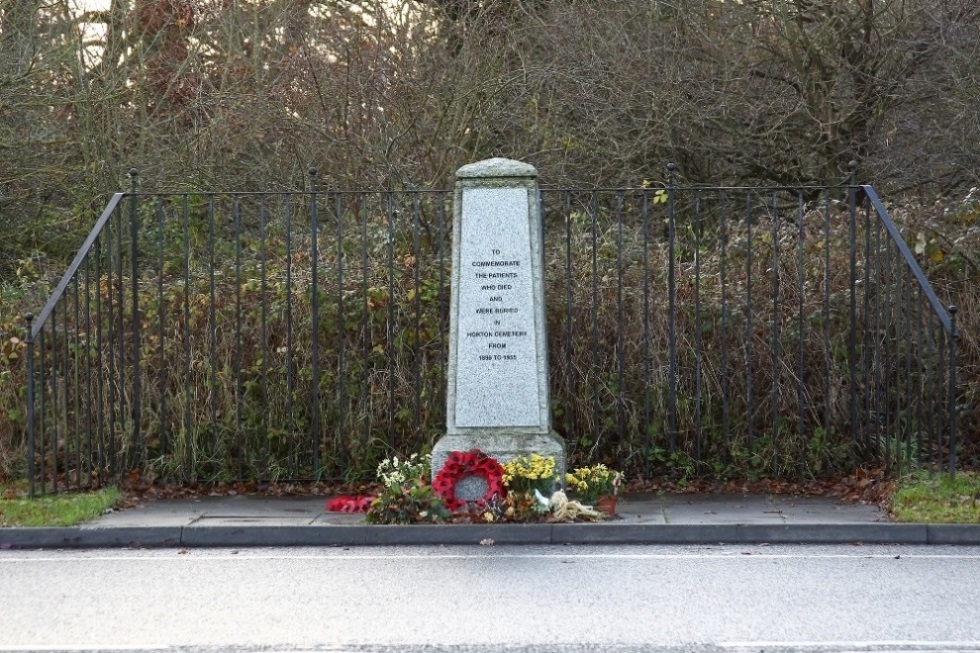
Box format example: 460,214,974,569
432,158,566,500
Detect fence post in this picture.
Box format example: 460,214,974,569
847,160,858,466
666,162,678,455
948,305,958,477
309,167,321,476
25,313,36,498
129,168,141,467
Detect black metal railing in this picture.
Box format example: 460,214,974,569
22,168,959,494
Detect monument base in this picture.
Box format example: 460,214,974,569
431,432,566,501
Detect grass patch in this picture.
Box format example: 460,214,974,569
889,472,980,524
0,485,121,527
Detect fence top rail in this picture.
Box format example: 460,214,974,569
547,184,855,193
863,184,954,335
127,184,855,197
29,192,125,339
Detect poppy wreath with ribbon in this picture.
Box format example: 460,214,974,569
433,449,506,511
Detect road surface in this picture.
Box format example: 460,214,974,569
2,544,979,653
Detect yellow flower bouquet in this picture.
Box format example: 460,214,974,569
501,453,558,497
565,464,623,504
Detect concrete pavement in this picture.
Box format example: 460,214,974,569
2,492,978,548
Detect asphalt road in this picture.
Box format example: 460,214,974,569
2,544,979,653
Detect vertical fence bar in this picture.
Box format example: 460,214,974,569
745,192,754,452
694,191,703,463
823,196,831,450
641,190,651,474
667,164,678,454
336,193,347,472
361,195,371,454
437,193,447,425
884,234,894,469
721,191,730,463
129,170,141,468
51,305,61,492
285,195,296,477
770,192,780,473
183,194,193,480
26,314,36,497
926,313,939,473
260,195,270,474
796,192,805,456
385,192,395,449
903,263,913,470
915,286,925,467
948,306,958,476
847,162,858,465
62,290,71,487
208,196,218,458
73,274,81,488
94,236,104,481
106,218,117,478
39,325,47,494
84,253,93,486
411,194,421,440
565,191,576,450
61,290,71,487
310,172,321,473
61,292,72,491
590,192,600,450
233,194,243,479
863,194,873,453
873,216,883,465
616,191,626,447
115,199,125,479
157,200,167,462
937,324,947,472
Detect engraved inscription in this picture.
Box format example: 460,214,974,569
455,187,539,427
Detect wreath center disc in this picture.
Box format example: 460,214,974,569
455,473,489,499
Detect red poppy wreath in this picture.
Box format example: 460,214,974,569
432,449,506,511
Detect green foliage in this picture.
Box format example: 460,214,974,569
0,486,121,527
365,482,451,524
890,472,980,524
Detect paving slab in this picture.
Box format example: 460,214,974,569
660,493,885,525
92,495,330,527
661,494,791,524
311,512,366,525
190,517,316,526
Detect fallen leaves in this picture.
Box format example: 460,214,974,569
624,467,894,507
119,472,381,509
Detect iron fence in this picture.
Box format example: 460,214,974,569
22,169,959,494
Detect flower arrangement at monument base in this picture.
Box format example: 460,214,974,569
327,448,609,524
364,453,452,524
565,464,624,516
